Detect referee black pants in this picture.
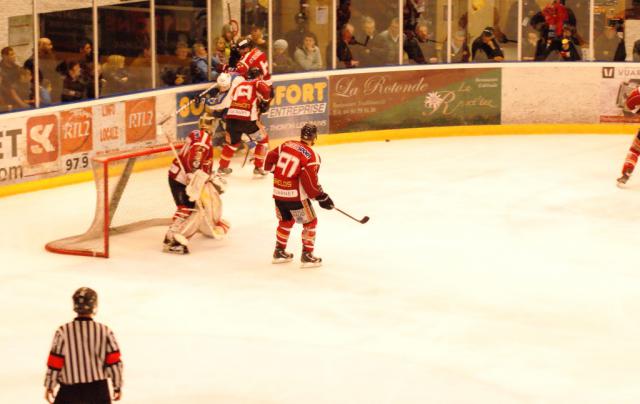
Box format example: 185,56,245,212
54,379,110,404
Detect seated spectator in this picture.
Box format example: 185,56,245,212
272,39,297,74
102,55,129,95
212,36,228,73
404,23,439,64
471,27,504,62
594,23,626,61
522,29,540,60
0,68,31,110
129,45,152,91
191,42,209,83
370,18,401,65
61,61,87,102
352,16,376,66
160,42,192,86
249,25,268,54
449,30,470,63
294,33,324,71
337,23,360,68
0,47,22,83
284,12,318,58
0,74,9,112
221,24,235,58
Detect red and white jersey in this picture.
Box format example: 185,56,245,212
627,87,640,112
264,140,323,202
168,129,213,185
226,79,272,121
236,48,271,82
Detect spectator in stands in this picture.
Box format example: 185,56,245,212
0,67,31,110
24,38,62,103
404,23,439,64
284,12,318,58
222,24,236,58
161,42,192,86
403,0,425,38
249,25,268,54
61,61,87,102
472,27,505,62
102,55,129,95
294,33,324,71
449,30,470,63
272,39,297,74
157,13,179,55
0,74,9,112
337,0,352,32
337,23,359,68
594,22,626,61
352,16,376,66
129,45,151,90
78,39,97,98
522,29,540,60
191,42,209,83
370,18,400,65
0,47,22,84
212,36,228,72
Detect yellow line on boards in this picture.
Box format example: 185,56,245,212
0,124,635,198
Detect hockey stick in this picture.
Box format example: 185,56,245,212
334,207,369,224
157,81,219,127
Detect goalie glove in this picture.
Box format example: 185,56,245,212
186,169,209,202
316,193,334,210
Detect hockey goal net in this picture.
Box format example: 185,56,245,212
45,144,182,258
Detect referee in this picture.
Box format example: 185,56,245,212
44,287,123,403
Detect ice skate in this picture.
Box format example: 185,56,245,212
217,167,232,175
253,167,268,177
272,247,293,264
301,251,322,268
617,172,630,186
163,239,189,255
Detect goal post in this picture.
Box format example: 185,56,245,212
45,144,183,258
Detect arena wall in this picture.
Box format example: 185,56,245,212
0,62,638,196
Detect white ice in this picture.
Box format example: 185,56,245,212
2,135,640,403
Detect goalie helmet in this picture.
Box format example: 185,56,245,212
300,123,318,143
73,287,98,315
216,73,231,92
199,113,215,133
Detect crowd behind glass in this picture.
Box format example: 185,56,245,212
0,0,637,113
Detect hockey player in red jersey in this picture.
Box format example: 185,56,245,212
617,87,640,185
235,39,271,82
165,115,229,254
217,67,272,176
264,123,334,267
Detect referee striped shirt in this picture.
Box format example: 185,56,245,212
44,317,123,391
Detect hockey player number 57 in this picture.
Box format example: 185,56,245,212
276,152,300,178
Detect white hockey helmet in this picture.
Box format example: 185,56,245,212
216,73,231,92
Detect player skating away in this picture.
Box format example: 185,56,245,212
216,67,272,177
165,116,229,254
264,124,335,268
617,87,640,185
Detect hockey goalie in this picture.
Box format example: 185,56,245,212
164,115,230,254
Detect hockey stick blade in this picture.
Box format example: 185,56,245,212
335,207,369,224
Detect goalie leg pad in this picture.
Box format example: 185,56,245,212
169,207,200,246
199,182,228,239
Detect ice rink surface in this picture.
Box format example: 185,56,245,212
3,135,640,403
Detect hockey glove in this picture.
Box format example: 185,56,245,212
316,193,334,210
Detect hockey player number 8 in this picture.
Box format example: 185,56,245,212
276,152,300,178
